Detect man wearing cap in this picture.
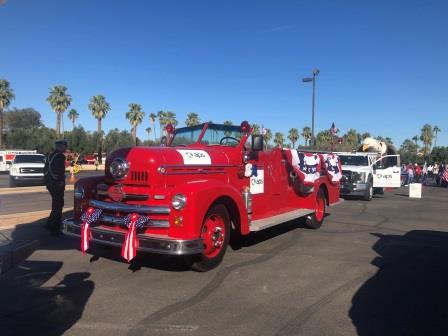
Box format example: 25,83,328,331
44,140,67,235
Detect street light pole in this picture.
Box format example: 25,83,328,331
302,68,320,147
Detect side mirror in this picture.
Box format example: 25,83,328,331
251,135,264,151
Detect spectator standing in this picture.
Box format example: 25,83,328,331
406,164,414,186
94,157,99,171
428,164,434,179
414,163,422,183
422,161,428,185
44,140,67,235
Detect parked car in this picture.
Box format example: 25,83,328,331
9,154,46,187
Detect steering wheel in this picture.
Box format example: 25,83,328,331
219,136,239,145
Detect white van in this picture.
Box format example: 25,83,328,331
0,150,37,172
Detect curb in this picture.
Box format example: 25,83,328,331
0,184,74,195
0,240,40,274
0,208,72,229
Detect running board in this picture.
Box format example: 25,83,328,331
250,208,314,232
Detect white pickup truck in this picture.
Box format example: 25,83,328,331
9,154,46,187
336,152,401,201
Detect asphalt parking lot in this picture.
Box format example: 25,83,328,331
1,185,448,336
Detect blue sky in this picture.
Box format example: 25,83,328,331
1,0,447,146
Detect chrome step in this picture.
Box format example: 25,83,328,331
249,208,314,232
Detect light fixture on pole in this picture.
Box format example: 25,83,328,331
302,68,320,146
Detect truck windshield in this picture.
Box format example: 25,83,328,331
172,124,243,146
339,155,368,166
14,155,45,164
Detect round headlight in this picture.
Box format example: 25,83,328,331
109,158,129,179
172,194,187,210
74,185,85,199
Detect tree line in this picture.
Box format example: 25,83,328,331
0,78,446,163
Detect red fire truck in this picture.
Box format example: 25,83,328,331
63,121,342,271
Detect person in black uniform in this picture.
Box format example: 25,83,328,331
44,140,67,234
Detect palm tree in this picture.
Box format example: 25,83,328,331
251,124,260,135
126,103,145,145
223,120,233,136
47,85,72,136
301,126,311,146
149,113,157,141
157,110,167,136
0,79,15,148
361,132,371,140
420,124,434,157
385,137,393,145
274,132,284,148
89,95,110,164
88,95,110,135
316,130,332,150
288,128,299,149
145,127,152,142
433,125,441,148
165,111,178,127
67,109,79,129
411,135,419,154
185,112,200,127
263,128,272,149
344,128,359,149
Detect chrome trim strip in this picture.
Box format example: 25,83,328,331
165,170,226,176
62,219,203,255
161,164,240,169
89,199,170,214
101,214,169,228
96,190,149,201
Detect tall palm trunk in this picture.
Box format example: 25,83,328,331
0,105,3,149
56,112,62,136
132,127,137,146
152,121,157,141
97,118,103,164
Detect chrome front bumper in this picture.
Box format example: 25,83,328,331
62,219,204,255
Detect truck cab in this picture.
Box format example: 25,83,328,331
64,121,341,271
337,152,401,201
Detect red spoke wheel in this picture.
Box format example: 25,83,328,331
305,188,326,230
191,204,230,272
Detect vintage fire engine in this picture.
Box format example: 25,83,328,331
63,121,342,271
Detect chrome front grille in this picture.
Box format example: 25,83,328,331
101,214,169,228
89,199,170,214
88,199,170,229
20,167,43,174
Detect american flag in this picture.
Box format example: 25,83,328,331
80,207,102,254
330,122,339,136
121,213,144,262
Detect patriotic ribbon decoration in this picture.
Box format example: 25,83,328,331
324,153,342,184
285,150,321,187
121,213,149,262
80,207,102,254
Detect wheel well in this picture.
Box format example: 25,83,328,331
319,184,329,205
211,196,241,233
